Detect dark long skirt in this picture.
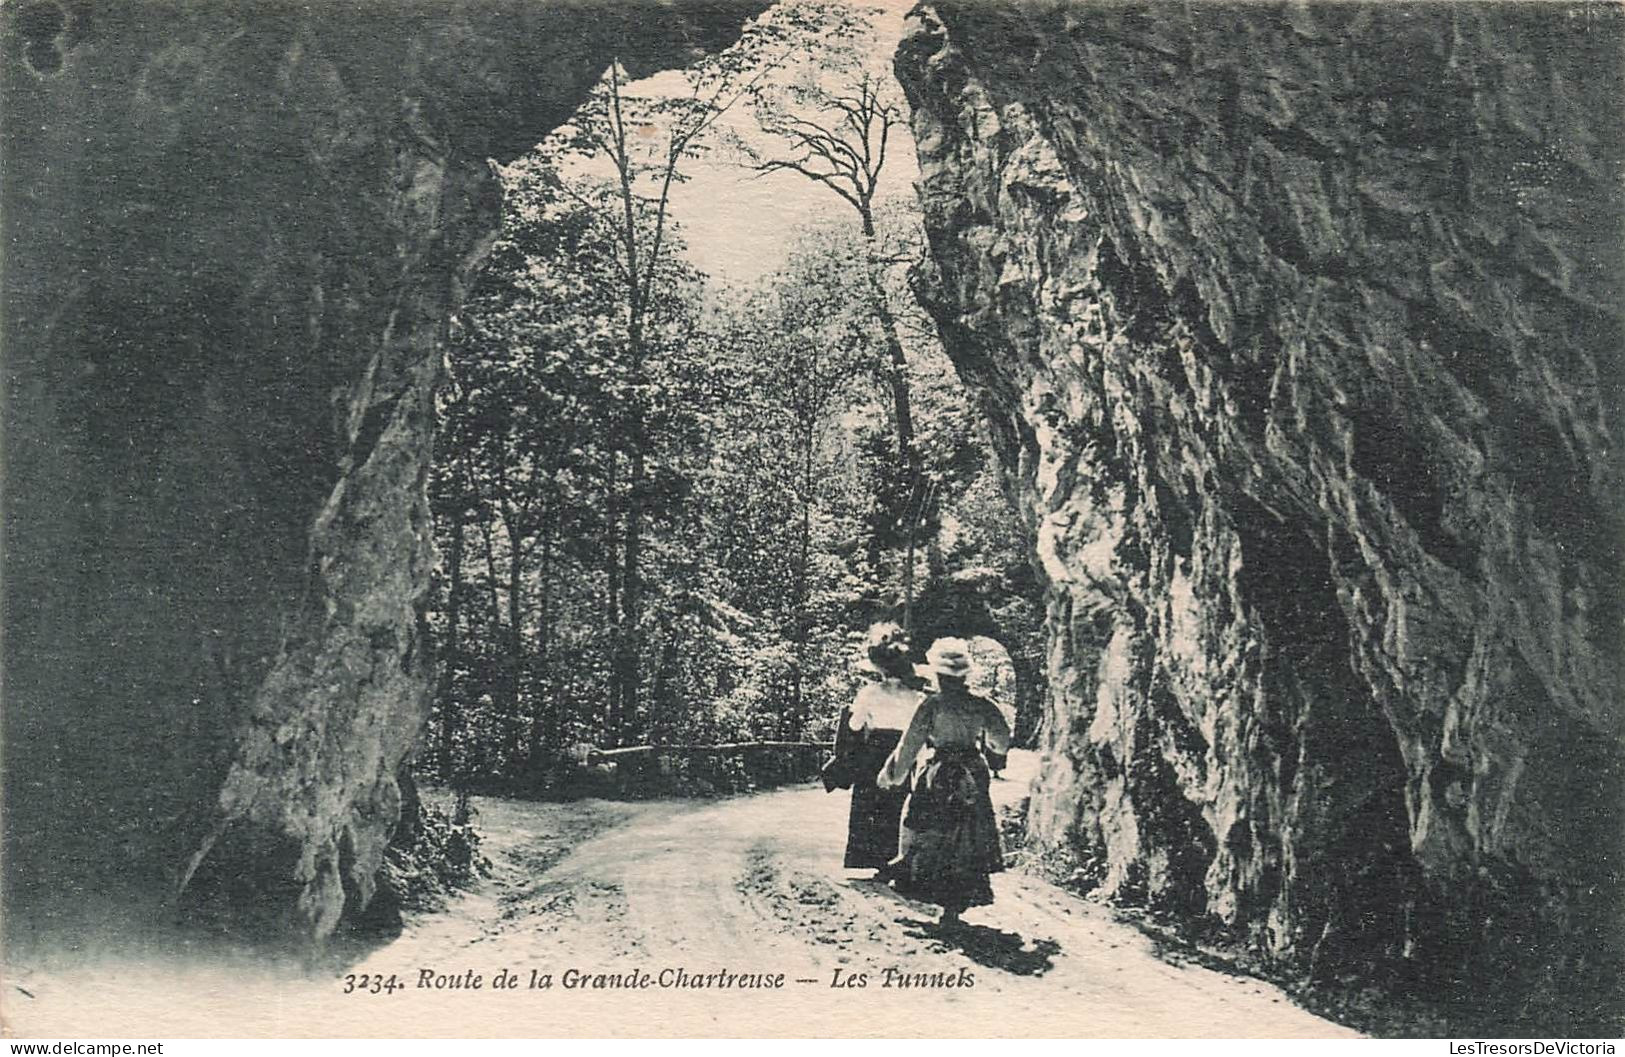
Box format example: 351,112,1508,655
893,746,1003,912
844,730,906,869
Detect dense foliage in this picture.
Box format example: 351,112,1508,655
422,11,1042,793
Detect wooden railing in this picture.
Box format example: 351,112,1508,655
585,740,825,761
573,740,827,798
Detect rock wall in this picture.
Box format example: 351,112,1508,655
2,0,760,947
898,0,1624,1031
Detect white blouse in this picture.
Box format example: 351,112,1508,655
878,692,1012,789
848,680,923,734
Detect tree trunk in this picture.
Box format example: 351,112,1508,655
619,440,644,745
438,504,465,779
616,325,646,747
790,417,814,738
860,206,919,482
618,182,647,748
859,205,925,626
604,453,622,743
903,496,917,633
527,502,556,772
475,510,507,776
504,515,524,770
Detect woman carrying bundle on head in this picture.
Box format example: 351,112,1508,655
823,622,924,880
877,637,1011,927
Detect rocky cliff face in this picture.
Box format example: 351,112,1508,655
898,0,1624,1031
2,0,760,947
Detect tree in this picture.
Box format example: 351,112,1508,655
701,260,871,731
431,166,708,779
744,23,931,625
532,1,868,742
422,3,1047,784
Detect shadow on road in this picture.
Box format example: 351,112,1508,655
897,916,1061,977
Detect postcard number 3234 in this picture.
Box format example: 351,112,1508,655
342,973,406,995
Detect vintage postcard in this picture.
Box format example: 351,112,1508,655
2,0,1621,1042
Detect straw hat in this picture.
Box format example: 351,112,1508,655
925,637,974,679
857,621,912,679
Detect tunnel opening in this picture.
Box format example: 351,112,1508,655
414,1,1045,817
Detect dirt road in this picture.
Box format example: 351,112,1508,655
5,759,1358,1038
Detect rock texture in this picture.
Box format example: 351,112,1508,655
898,0,1624,1032
2,0,761,947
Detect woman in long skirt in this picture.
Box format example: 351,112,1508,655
878,637,1011,926
829,623,923,876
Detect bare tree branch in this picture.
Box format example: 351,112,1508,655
873,107,893,190
751,157,863,212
